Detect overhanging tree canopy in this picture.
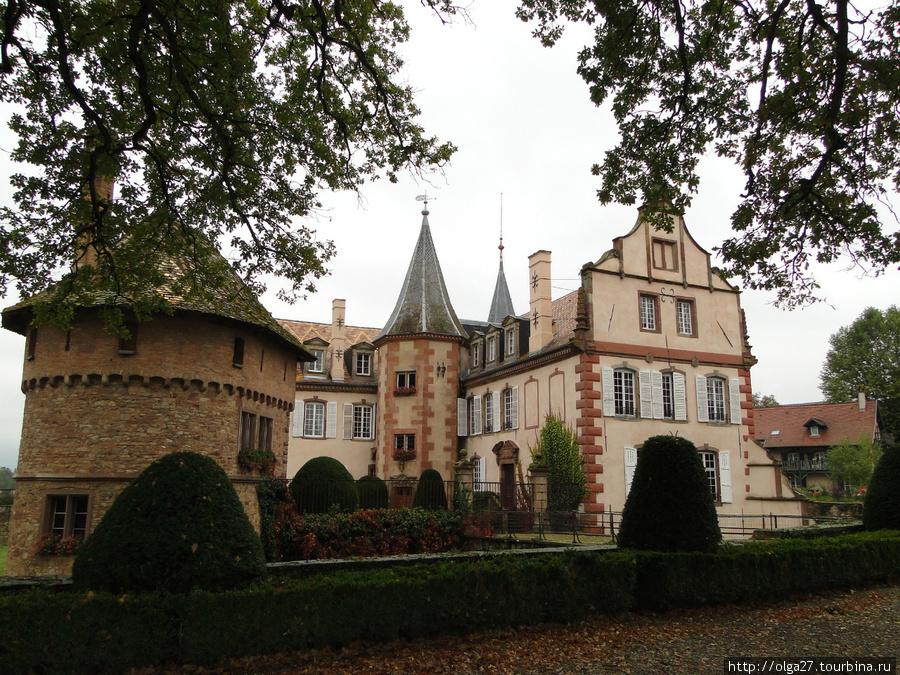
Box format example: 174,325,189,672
517,0,900,306
0,0,457,325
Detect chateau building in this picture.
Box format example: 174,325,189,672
286,204,805,521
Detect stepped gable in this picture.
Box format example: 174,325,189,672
3,238,309,358
377,207,465,340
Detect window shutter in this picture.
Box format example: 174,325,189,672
650,371,664,419
719,451,733,503
473,395,483,436
457,398,468,436
325,401,338,439
696,375,709,423
491,391,501,432
510,386,519,430
639,370,653,419
292,403,303,437
729,378,742,425
624,446,638,497
342,403,353,439
369,403,376,440
673,373,687,421
602,366,615,417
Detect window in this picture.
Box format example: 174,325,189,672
473,455,485,490
614,369,636,417
307,349,325,373
472,343,480,368
484,393,494,433
639,294,658,331
487,336,497,362
232,337,245,367
506,328,516,356
652,239,678,271
676,299,695,336
662,372,675,419
809,425,820,437
355,352,372,376
503,387,519,430
27,328,37,360
468,396,483,436
47,494,89,539
396,371,417,394
699,451,719,500
395,434,415,452
241,411,273,450
706,377,727,422
303,401,325,438
118,321,138,354
347,403,374,440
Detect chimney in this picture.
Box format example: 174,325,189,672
858,390,866,411
76,175,114,270
330,299,346,382
528,250,553,353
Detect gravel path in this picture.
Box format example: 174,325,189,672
138,582,900,674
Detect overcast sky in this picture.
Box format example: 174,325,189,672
0,0,896,470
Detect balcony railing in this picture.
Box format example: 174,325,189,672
781,458,829,472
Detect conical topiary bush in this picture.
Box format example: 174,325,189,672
72,451,266,593
290,456,358,514
357,474,389,510
413,468,447,510
617,435,721,552
863,445,900,531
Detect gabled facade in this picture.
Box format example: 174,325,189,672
753,397,884,489
286,205,806,522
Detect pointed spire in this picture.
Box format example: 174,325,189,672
487,200,515,324
378,204,465,340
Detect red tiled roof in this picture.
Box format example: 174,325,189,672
278,319,381,383
754,401,881,449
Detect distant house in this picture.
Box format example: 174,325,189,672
753,397,885,490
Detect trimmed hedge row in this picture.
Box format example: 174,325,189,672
0,551,634,674
2,533,900,673
633,531,900,610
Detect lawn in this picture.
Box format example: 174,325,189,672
0,543,7,576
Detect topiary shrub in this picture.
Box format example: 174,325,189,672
863,444,900,531
412,468,447,510
290,457,358,514
617,435,721,552
357,475,389,510
72,451,266,593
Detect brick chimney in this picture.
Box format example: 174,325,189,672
330,299,346,381
858,389,867,411
528,250,552,353
76,175,114,269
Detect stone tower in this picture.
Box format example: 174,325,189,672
374,203,465,489
2,248,311,576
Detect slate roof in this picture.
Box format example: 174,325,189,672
754,401,882,449
279,320,380,348
487,260,516,324
378,209,465,340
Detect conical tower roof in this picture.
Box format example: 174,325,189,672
378,206,465,340
487,259,515,324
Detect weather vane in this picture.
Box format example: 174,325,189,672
415,192,435,214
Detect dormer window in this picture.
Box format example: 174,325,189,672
506,327,516,356
308,349,324,373
355,351,371,376
809,425,820,437
487,336,497,363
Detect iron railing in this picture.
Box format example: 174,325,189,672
285,478,837,540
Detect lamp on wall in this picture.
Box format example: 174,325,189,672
436,362,446,377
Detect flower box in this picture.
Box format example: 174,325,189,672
394,386,416,396
392,448,416,462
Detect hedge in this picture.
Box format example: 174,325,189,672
0,551,634,673
632,531,900,610
2,532,900,673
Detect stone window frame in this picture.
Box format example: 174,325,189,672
240,410,274,450
638,293,660,333
43,492,91,540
